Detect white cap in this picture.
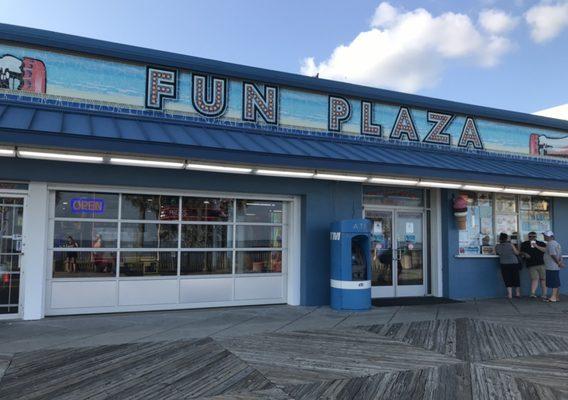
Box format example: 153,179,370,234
543,230,554,237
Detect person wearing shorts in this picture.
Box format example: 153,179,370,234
520,232,547,299
495,233,521,299
535,231,565,302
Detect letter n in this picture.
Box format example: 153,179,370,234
242,82,278,124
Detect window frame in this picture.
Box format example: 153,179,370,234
48,190,288,279
456,192,552,257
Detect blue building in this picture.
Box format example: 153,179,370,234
0,24,567,320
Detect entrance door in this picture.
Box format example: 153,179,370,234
0,196,24,315
367,209,426,298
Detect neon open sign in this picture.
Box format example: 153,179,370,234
70,198,105,214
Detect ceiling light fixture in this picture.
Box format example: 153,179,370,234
186,163,253,174
110,157,185,169
314,173,368,182
18,150,104,163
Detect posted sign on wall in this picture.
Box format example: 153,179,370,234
1,41,567,160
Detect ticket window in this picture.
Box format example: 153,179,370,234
351,235,368,281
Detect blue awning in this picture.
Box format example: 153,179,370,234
1,101,568,189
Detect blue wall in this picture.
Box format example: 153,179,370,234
443,189,568,299
0,158,362,306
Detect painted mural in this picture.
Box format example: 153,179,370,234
0,41,567,161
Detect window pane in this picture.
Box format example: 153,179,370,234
236,225,282,248
180,251,232,275
120,223,178,248
363,186,425,207
119,252,177,276
0,272,19,312
235,251,282,273
236,200,282,223
52,251,116,278
495,194,518,237
55,191,119,219
519,196,551,241
181,225,230,248
181,197,233,221
0,254,19,273
121,194,179,221
457,192,494,255
53,221,118,248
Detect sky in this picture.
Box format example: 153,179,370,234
0,0,566,114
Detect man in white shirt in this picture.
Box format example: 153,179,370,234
536,231,565,302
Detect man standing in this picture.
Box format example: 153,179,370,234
520,232,547,299
536,231,565,302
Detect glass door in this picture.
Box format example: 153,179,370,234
368,210,395,298
366,208,426,298
0,196,24,314
395,211,425,297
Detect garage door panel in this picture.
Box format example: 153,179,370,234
118,280,178,306
234,276,283,300
180,278,233,303
51,281,117,309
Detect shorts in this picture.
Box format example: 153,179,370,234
500,264,521,288
546,270,561,289
529,264,546,280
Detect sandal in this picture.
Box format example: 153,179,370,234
546,298,559,303
529,294,537,298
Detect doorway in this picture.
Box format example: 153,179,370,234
0,195,24,315
365,209,427,298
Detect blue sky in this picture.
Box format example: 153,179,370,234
0,0,566,113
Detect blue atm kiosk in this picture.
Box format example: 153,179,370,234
330,219,372,310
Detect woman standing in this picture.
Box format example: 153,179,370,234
495,233,521,299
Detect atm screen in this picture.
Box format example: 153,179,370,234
351,236,367,281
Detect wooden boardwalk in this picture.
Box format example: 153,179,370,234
1,316,568,399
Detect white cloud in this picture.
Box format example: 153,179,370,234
479,9,519,34
534,104,568,120
525,1,568,43
300,2,515,93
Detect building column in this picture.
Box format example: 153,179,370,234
21,182,49,320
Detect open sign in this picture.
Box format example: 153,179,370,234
70,198,105,214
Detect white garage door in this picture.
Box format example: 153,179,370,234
45,188,290,315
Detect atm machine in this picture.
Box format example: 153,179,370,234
330,219,372,310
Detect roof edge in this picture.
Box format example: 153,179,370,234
0,23,566,132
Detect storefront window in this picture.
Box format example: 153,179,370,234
51,191,286,277
236,225,282,248
52,251,116,277
457,192,552,255
235,251,282,273
119,251,177,276
53,221,118,248
182,225,230,248
457,192,494,255
519,196,551,241
121,194,179,221
182,197,233,222
180,251,232,275
120,223,178,248
54,191,119,219
236,200,282,223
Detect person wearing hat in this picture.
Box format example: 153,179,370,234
520,232,547,299
535,231,565,302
